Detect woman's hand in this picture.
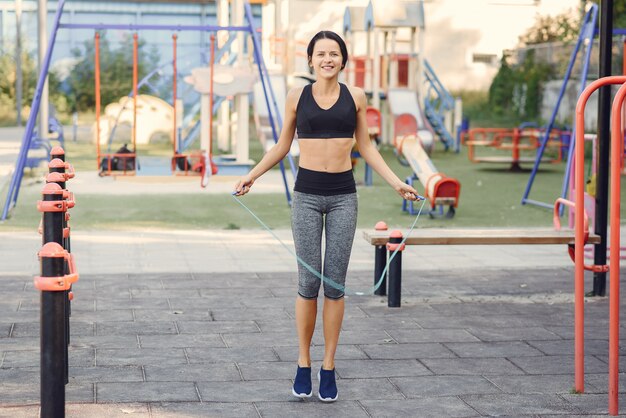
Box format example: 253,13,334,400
233,175,255,196
395,182,423,201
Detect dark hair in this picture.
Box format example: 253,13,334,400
306,30,348,70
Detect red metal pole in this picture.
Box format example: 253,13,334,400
608,81,626,415
94,32,101,170
172,34,178,156
574,75,626,399
132,33,138,156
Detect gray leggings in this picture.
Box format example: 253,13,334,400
291,191,358,299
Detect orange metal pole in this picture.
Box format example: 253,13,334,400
574,75,626,399
132,33,138,155
172,34,178,156
608,81,626,416
95,32,101,170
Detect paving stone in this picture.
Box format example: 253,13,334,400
197,379,294,402
150,402,258,418
132,309,210,321
70,335,141,350
335,359,431,378
0,406,40,418
584,372,626,394
186,346,279,363
66,403,151,418
0,382,93,403
341,316,421,330
95,321,177,336
176,320,259,334
144,363,241,382
421,357,525,376
508,355,609,375
360,342,456,359
210,307,291,321
272,344,368,362
3,348,95,368
138,333,225,348
96,298,170,310
460,393,581,415
0,323,11,337
561,393,626,415
361,397,478,417
386,328,480,343
0,367,39,384
97,381,199,402
391,375,501,398
65,309,133,322
255,400,369,418
68,366,144,383
527,338,609,356
130,288,201,298
0,336,38,350
11,321,95,338
444,341,544,357
222,331,299,348
337,378,405,400
487,374,578,394
467,326,561,342
96,348,186,366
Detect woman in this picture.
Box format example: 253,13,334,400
234,30,420,402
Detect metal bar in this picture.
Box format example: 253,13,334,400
593,0,613,298
59,23,250,31
521,4,597,208
244,1,293,205
608,76,624,417
1,0,67,221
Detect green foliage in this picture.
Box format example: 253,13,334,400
0,50,63,125
67,32,161,112
518,9,579,45
588,0,626,29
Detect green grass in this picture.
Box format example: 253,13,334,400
3,139,621,232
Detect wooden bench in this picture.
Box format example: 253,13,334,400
364,228,601,246
363,227,602,307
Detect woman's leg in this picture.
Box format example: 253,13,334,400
295,296,317,367
291,192,324,367
321,193,358,370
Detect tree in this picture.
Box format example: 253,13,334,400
66,32,161,112
518,9,579,46
488,55,516,116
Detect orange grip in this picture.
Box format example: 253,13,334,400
37,200,67,213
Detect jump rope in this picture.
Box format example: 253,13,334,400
231,192,426,296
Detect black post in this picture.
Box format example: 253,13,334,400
48,159,71,384
374,245,387,296
374,221,388,296
387,231,403,308
593,0,613,296
39,184,66,417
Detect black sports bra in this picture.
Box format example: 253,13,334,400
296,83,357,139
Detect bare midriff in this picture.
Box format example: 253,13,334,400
297,137,356,172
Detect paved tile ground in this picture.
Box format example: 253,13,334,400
1,259,626,417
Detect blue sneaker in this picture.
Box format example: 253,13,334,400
317,367,338,402
292,365,312,398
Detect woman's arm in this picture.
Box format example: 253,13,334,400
234,87,301,195
352,87,421,201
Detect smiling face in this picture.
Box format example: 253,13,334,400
309,38,344,80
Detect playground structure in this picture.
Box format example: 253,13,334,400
463,124,565,171
343,0,461,152
2,0,298,220
343,1,461,217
